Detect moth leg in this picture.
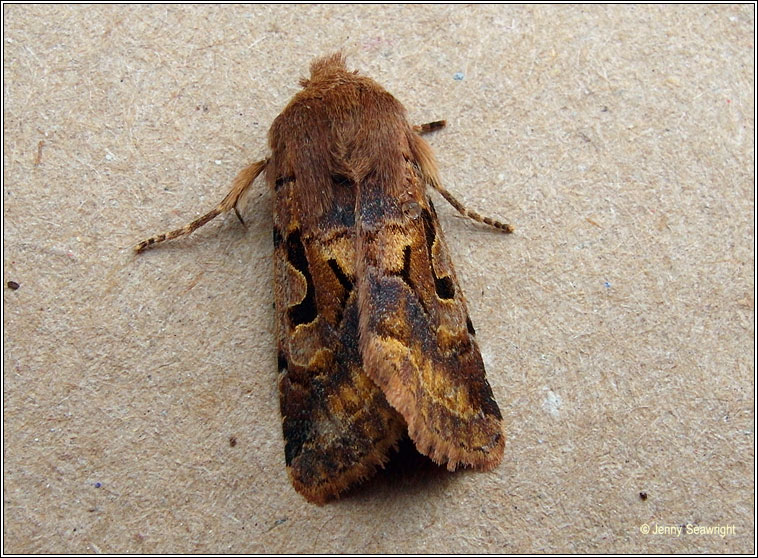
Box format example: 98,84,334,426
412,120,446,135
134,158,268,253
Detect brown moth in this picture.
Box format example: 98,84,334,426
136,53,512,504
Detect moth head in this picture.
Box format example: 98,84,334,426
300,52,352,87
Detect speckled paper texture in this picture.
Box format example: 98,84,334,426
3,4,754,553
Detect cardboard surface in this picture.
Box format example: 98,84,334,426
3,4,754,553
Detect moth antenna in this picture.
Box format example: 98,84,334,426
134,158,268,252
409,132,512,233
430,179,514,233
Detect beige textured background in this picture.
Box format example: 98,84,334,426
3,4,754,554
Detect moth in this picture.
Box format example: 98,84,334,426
136,53,512,504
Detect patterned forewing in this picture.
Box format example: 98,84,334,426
356,160,505,471
272,174,405,504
